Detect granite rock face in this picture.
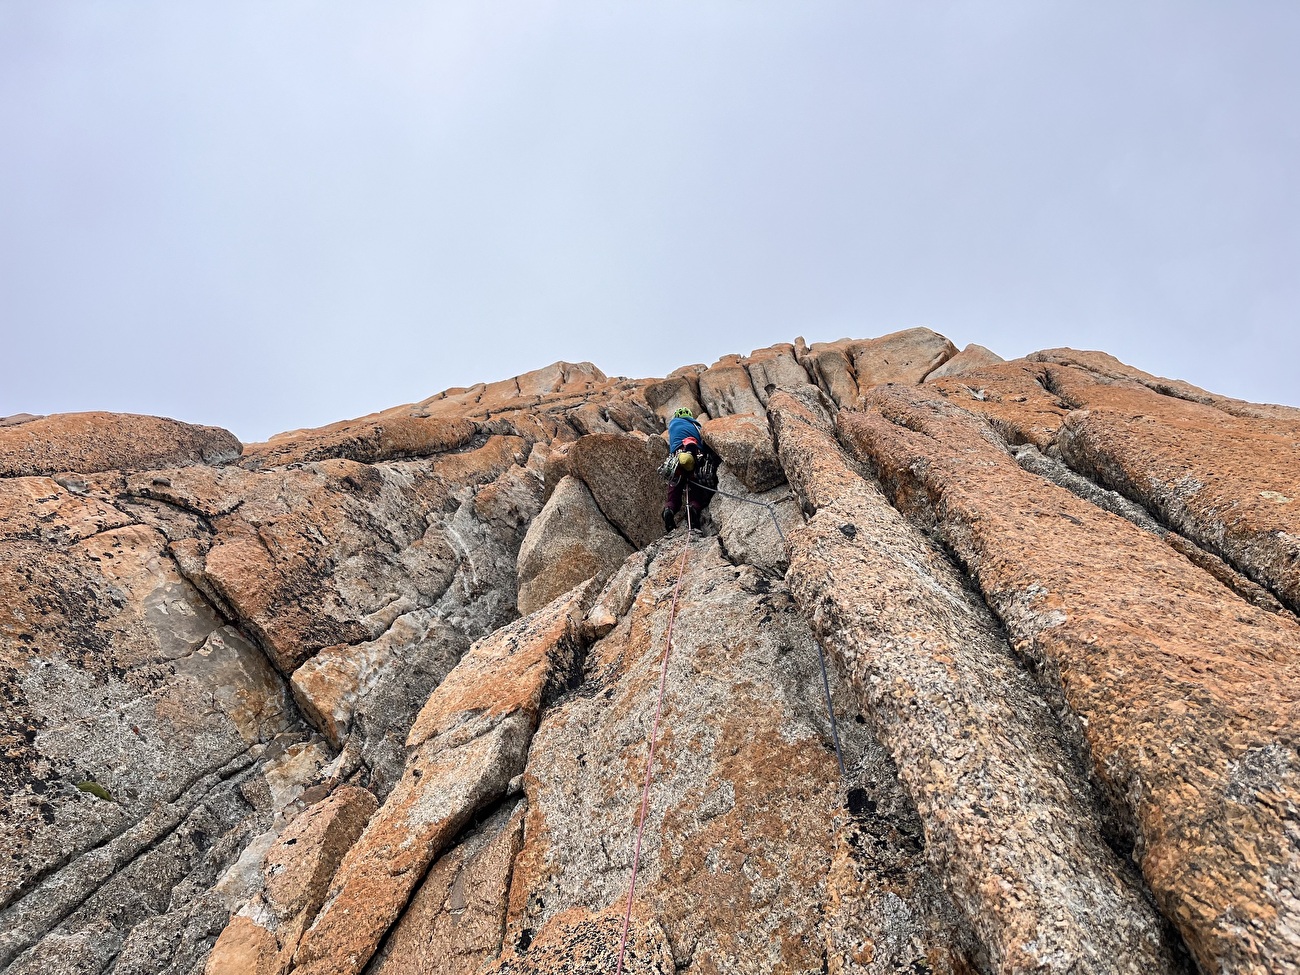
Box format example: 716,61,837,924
3,329,1299,975
0,412,241,477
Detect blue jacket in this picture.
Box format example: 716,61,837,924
667,416,704,453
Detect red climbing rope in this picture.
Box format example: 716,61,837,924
613,499,694,975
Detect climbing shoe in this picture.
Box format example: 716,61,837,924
662,508,675,533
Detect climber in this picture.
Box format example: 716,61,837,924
661,408,720,533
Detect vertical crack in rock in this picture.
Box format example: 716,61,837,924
927,358,1300,617
1013,443,1293,617
495,527,977,974
769,390,1182,974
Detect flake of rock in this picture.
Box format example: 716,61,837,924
0,412,241,477
291,586,594,975
800,343,859,408
205,786,378,975
701,413,784,492
741,342,813,405
561,433,668,549
367,801,525,975
516,475,633,616
710,469,800,574
290,610,466,751
697,356,765,418
924,343,1005,381
642,375,706,424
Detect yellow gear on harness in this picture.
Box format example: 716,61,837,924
675,450,695,472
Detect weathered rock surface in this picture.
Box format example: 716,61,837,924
241,416,479,470
0,411,241,477
771,390,1178,973
709,469,800,574
205,785,378,975
842,384,1300,974
129,435,528,674
500,539,973,974
0,475,306,971
291,585,594,975
516,475,634,615
368,801,525,975
697,356,766,419
1027,347,1300,421
642,375,706,425
559,433,668,549
4,330,1298,975
932,358,1300,615
700,413,784,493
924,343,1004,380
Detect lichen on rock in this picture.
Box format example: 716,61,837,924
2,333,1298,975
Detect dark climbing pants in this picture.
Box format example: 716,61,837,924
665,475,706,523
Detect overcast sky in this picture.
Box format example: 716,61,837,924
2,2,1297,442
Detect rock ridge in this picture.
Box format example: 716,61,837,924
1,327,1297,975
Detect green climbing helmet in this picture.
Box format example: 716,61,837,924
673,408,694,419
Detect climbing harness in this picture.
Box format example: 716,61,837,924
613,480,849,972
615,496,695,975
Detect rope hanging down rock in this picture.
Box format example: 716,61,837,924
614,496,696,975
613,481,850,973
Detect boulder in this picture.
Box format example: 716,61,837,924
700,412,784,493
924,342,1004,380
696,358,764,418
563,433,668,549
516,475,634,616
